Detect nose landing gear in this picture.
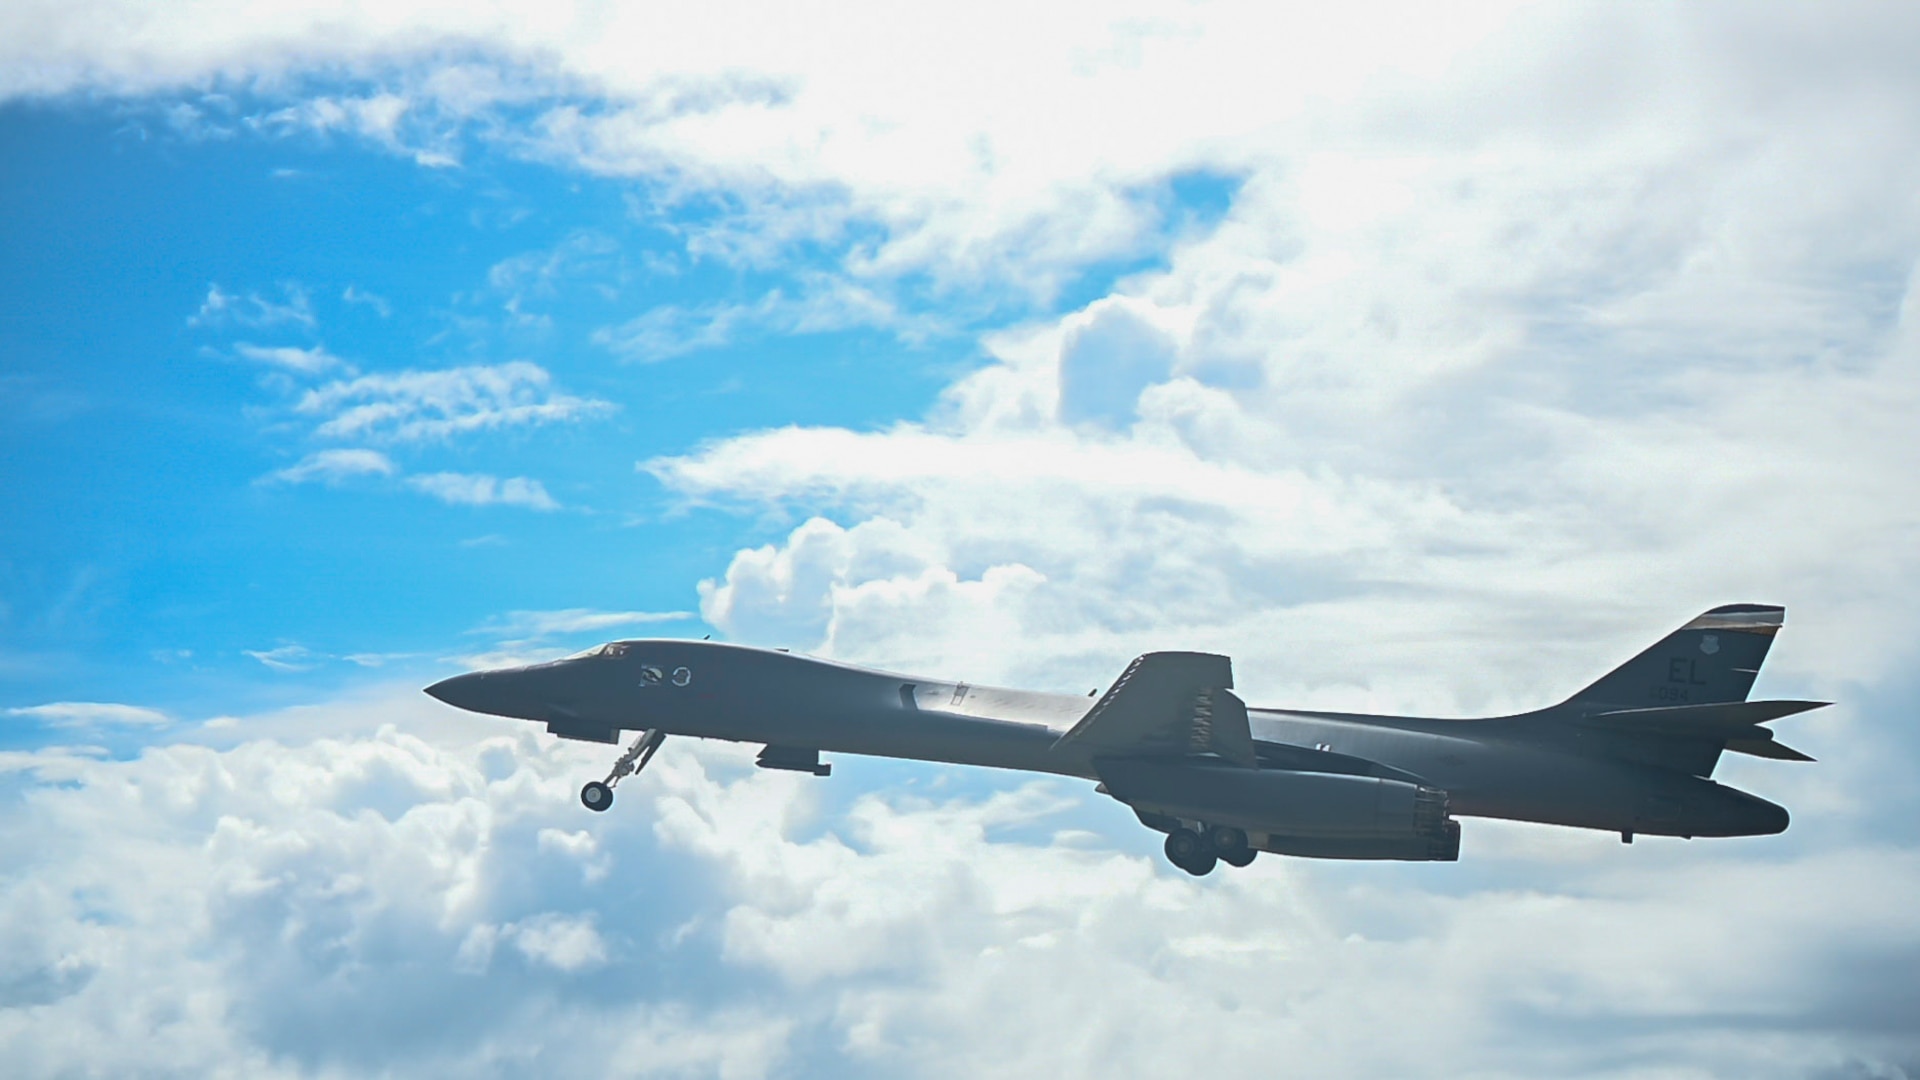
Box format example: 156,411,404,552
580,728,665,812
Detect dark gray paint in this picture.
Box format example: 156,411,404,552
424,604,1816,871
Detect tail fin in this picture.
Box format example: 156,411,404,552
1568,604,1783,711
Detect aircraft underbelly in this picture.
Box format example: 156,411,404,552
665,699,1084,778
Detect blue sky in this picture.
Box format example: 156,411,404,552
4,4,1920,1077
1,99,1240,729
0,102,962,721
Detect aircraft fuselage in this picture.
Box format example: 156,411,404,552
425,638,1789,847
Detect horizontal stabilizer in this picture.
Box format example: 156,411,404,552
1726,737,1816,762
1054,651,1255,765
1575,699,1824,773
1583,699,1830,735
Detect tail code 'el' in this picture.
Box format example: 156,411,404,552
1567,604,1783,711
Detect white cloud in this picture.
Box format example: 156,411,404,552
341,284,391,316
12,6,1917,310
267,448,396,485
638,35,1920,708
5,702,169,727
234,342,344,374
295,361,614,443
188,282,314,329
457,609,698,673
406,471,560,511
255,91,458,167
6,688,1908,1076
475,608,696,638
341,652,413,668
593,275,931,363
9,6,1920,1075
242,644,316,672
486,231,621,309
506,912,607,972
0,1,1594,295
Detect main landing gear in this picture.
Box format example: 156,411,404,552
1164,823,1258,876
581,728,666,812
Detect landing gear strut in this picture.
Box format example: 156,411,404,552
581,728,665,812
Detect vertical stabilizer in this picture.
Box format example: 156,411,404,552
1567,604,1783,711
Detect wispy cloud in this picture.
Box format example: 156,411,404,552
256,92,458,169
474,608,695,638
407,472,560,511
243,645,317,672
341,285,391,317
452,607,697,670
593,276,932,363
268,448,396,486
189,283,314,329
295,361,614,442
487,231,621,307
5,702,169,727
234,342,345,375
341,652,415,668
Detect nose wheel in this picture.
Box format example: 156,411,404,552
580,728,665,812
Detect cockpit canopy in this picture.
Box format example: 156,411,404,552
564,642,693,687
568,641,634,660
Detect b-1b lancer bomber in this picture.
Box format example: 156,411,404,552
426,604,1821,875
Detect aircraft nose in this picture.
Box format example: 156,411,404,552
424,671,490,713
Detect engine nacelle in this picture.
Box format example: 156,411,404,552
1098,759,1459,862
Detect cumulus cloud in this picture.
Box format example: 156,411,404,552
5,702,169,727
505,912,607,972
295,361,614,443
267,447,396,485
406,471,560,511
645,41,1920,713
1055,301,1178,429
1,690,1913,1077
0,703,800,1077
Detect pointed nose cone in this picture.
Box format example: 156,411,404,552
425,671,489,714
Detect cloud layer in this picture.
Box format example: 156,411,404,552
2,694,1915,1078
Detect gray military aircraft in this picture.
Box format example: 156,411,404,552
425,603,1820,875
